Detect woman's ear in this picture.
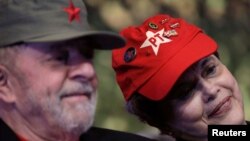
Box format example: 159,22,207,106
0,66,16,103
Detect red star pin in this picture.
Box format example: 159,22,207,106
64,0,80,23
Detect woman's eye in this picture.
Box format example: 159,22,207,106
204,65,217,77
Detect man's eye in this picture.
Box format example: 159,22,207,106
79,48,94,60
55,51,69,63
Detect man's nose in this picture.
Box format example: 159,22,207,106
200,79,220,103
68,51,96,82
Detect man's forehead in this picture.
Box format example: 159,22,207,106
26,39,94,51
49,39,91,49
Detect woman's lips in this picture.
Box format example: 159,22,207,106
208,96,232,118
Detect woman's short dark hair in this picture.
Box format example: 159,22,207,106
126,92,175,132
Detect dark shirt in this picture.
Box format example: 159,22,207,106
0,119,155,141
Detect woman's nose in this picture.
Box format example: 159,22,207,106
200,80,220,103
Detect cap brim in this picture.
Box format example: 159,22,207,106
137,33,218,101
25,31,125,50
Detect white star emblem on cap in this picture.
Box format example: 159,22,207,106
140,29,171,55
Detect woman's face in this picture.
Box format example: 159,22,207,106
163,55,245,141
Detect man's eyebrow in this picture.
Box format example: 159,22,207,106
50,42,64,49
50,40,89,49
47,42,69,52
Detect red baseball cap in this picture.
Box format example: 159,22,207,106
112,14,218,101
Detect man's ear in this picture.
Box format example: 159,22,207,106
0,66,16,103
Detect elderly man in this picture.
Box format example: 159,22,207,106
0,0,155,141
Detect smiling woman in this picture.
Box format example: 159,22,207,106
111,14,247,141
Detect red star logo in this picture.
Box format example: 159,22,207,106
64,0,80,23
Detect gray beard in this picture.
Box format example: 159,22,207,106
20,82,97,138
